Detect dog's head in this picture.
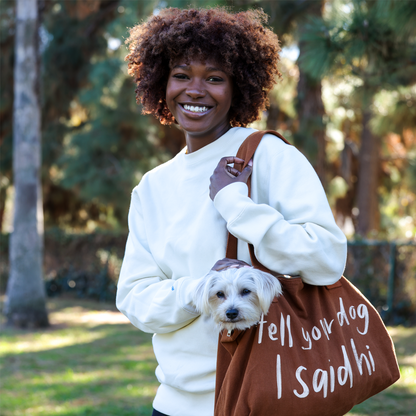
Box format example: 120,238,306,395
193,267,282,331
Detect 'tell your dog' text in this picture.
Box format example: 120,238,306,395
256,297,374,399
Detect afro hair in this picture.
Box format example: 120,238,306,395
125,7,281,127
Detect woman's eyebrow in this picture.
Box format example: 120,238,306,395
206,67,226,74
172,64,190,69
172,64,225,73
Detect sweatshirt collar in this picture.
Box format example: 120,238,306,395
180,127,247,167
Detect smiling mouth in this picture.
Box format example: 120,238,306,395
180,104,213,114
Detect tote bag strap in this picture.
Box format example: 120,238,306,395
225,130,290,273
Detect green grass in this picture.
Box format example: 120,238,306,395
0,299,157,416
0,298,415,416
347,326,416,416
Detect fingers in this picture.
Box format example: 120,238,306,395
209,156,253,200
218,156,245,167
218,156,251,178
237,165,253,182
225,165,240,177
218,156,252,172
211,258,251,271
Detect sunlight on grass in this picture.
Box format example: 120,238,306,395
399,366,416,391
388,326,416,367
24,365,159,387
0,328,105,354
49,306,130,326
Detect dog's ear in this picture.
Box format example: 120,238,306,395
251,269,282,314
193,271,217,315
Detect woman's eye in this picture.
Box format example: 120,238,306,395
173,73,188,79
242,289,251,296
207,76,223,82
217,291,225,298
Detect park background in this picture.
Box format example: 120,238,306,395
0,0,415,415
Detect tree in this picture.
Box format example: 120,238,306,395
4,0,48,327
299,0,416,236
0,0,15,231
231,0,328,185
294,1,327,186
40,0,121,227
0,0,122,230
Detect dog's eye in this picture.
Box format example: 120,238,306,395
216,291,225,298
242,289,251,296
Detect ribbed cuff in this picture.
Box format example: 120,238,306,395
213,182,251,224
175,276,203,316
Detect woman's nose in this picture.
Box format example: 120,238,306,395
186,80,206,99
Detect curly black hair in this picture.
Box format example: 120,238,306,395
125,7,281,127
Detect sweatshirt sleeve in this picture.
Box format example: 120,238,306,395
116,186,201,334
213,137,347,286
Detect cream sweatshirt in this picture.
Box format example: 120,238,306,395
116,127,347,416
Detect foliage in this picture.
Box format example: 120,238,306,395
298,0,416,237
299,0,416,86
0,229,126,304
1,0,415,238
51,1,164,228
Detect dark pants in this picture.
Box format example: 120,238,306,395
152,409,169,416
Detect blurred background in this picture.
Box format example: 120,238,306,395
0,1,415,414
2,0,415,320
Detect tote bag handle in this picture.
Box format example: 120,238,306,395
225,130,291,274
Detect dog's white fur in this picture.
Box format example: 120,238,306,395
193,267,282,331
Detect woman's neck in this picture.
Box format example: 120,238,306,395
185,123,232,153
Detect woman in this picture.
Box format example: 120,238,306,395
116,8,347,416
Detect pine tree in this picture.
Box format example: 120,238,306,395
55,0,166,227
298,0,416,237
40,0,121,227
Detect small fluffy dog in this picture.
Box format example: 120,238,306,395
193,266,282,332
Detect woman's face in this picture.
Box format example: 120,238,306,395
166,59,233,151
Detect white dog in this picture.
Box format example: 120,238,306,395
193,266,282,333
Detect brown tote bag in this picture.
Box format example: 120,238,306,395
214,130,400,416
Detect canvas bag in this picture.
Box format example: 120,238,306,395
214,130,400,416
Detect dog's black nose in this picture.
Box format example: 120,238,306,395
226,309,239,320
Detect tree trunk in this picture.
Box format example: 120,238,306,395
356,109,380,237
296,70,326,186
296,2,327,187
0,187,6,232
4,0,49,328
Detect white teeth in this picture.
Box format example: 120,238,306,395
184,105,209,113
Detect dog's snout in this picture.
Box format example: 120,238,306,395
226,309,239,320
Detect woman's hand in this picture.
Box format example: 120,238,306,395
211,258,251,272
209,156,253,200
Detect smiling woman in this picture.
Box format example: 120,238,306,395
117,6,347,416
166,60,233,152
